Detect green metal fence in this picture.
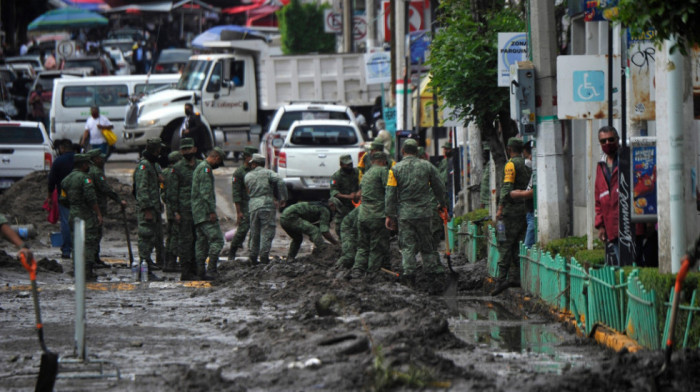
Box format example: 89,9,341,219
464,222,480,263
487,226,500,278
519,245,568,311
569,257,591,334
519,243,539,296
588,266,627,333
626,269,660,349
662,289,700,349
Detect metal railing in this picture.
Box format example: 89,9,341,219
626,269,660,349
662,289,700,349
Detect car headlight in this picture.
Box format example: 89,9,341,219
138,118,159,127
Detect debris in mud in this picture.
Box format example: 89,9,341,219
37,257,63,273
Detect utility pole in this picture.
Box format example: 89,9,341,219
366,0,376,51
530,0,567,242
343,0,352,52
394,0,407,131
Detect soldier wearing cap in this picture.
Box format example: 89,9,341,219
438,141,453,186
87,149,126,268
329,154,359,239
385,138,447,284
358,139,394,181
191,146,226,279
244,153,287,265
168,137,201,280
228,146,258,261
133,138,165,280
162,151,183,272
279,199,339,261
352,150,391,279
491,137,531,296
60,153,102,280
418,148,447,275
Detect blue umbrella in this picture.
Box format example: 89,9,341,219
28,7,108,31
191,25,268,49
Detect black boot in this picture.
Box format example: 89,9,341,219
197,261,215,281
207,258,219,278
490,279,510,296
228,244,238,262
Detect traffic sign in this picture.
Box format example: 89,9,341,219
382,1,424,42
324,10,342,33
557,55,621,120
57,40,75,59
573,71,604,102
353,14,367,42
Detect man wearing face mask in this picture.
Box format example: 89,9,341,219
180,103,207,158
594,126,621,266
330,154,360,239
191,147,227,279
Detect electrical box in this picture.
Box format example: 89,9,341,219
509,61,536,135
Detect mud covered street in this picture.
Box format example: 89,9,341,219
1,156,700,391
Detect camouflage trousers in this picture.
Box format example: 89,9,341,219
353,217,390,273
337,208,358,268
137,211,163,263
334,206,352,240
178,217,196,276
280,216,323,260
431,212,444,266
69,215,100,269
195,221,224,272
398,218,443,276
230,204,250,250
165,216,180,257
496,214,527,284
248,208,276,261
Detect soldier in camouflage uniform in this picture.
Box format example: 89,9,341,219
352,151,391,279
385,139,447,283
87,149,126,267
245,154,287,264
229,146,258,261
60,154,102,280
168,138,201,280
491,138,531,296
358,139,395,181
417,148,446,271
280,200,338,261
163,151,183,272
336,206,359,269
438,141,452,186
329,154,359,239
133,138,164,280
192,147,226,279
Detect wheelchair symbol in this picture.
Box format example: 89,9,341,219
573,70,604,102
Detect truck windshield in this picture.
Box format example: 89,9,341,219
290,125,358,146
177,60,211,91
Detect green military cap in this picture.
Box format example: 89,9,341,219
370,139,384,150
147,138,164,148
168,151,183,163
211,147,226,165
243,146,258,157
180,137,195,149
402,138,418,153
507,137,523,148
339,154,353,165
371,151,387,161
442,141,453,149
251,153,266,164
74,153,91,164
87,148,105,160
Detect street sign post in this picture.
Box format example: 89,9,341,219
498,33,528,87
557,55,621,120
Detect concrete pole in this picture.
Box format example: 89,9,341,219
586,120,596,249
394,0,406,131
468,122,483,211
366,0,377,51
530,0,567,242
343,0,353,53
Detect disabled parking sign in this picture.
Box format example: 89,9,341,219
573,71,604,102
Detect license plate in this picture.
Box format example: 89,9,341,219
0,179,14,189
305,177,330,188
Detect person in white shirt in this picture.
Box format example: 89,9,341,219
81,105,113,157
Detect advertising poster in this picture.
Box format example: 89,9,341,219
630,137,657,222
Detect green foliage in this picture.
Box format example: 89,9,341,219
277,0,335,55
573,249,606,268
616,0,699,55
454,208,490,227
541,235,604,260
427,1,525,131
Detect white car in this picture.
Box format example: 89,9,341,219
104,47,131,76
0,121,54,190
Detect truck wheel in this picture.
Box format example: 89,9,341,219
162,120,182,151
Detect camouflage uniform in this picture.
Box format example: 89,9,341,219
87,150,121,264
280,202,332,260
162,151,182,271
229,147,257,259
336,207,359,268
61,155,100,273
245,160,287,263
133,150,163,265
496,140,531,285
192,158,224,276
169,141,200,279
358,141,395,181
329,156,359,239
385,140,447,277
353,161,390,273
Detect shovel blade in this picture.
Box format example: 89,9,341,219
35,351,58,392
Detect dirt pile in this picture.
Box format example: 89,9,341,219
0,250,62,273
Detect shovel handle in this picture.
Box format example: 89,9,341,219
664,256,691,364
20,253,37,282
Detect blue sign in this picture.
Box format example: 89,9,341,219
631,140,657,222
573,70,604,102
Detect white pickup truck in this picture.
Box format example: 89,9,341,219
276,119,364,200
123,38,380,154
0,121,54,190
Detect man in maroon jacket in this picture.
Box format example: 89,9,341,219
594,126,620,266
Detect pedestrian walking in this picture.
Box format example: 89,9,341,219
168,138,201,280
47,139,75,259
191,147,227,279
60,154,102,281
491,137,531,296
385,139,447,284
133,138,165,281
352,151,391,279
163,151,183,272
245,154,287,265
330,154,359,239
81,106,113,156
229,146,258,261
180,103,207,158
280,200,339,262
594,125,621,266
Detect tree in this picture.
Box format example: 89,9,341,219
277,0,335,55
427,0,525,186
616,0,699,55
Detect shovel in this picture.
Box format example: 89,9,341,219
20,254,59,392
121,205,135,268
439,207,455,275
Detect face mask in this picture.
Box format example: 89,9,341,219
183,153,196,161
342,166,354,173
601,143,618,155
144,150,158,163
445,151,453,158
211,161,221,169
185,109,193,116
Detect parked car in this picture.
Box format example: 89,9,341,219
61,55,112,76
5,55,44,73
152,48,192,74
0,65,33,120
0,120,54,190
104,47,131,76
